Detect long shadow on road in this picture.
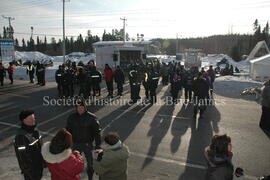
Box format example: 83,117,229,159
178,105,221,180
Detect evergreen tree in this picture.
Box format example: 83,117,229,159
22,38,26,51
3,27,7,38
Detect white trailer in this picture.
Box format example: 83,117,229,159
184,48,202,68
93,41,145,70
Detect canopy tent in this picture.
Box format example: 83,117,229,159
250,54,270,81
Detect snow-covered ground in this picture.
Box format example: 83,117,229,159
201,54,250,72
2,51,96,82
214,75,263,102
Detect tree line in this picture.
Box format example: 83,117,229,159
1,19,269,61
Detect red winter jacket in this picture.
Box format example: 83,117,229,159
8,65,14,75
41,142,84,180
104,69,114,82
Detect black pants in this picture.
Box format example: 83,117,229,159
0,76,3,86
23,170,42,180
260,106,270,130
92,82,101,96
9,74,13,84
185,88,192,101
116,82,123,95
106,81,113,96
194,97,207,116
57,83,63,97
143,83,149,99
64,84,74,97
130,84,140,101
162,75,169,85
150,87,157,103
73,143,93,180
40,73,45,85
29,73,34,83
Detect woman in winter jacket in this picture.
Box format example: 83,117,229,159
93,132,130,180
41,128,84,180
205,134,234,180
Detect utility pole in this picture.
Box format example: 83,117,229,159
2,15,15,39
120,17,127,43
62,0,70,63
176,33,178,54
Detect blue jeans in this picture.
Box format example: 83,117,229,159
73,143,93,180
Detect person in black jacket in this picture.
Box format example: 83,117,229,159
77,68,87,98
91,66,102,96
193,72,209,119
66,99,101,180
183,70,194,103
204,134,234,180
0,62,6,86
114,66,125,96
55,65,64,97
14,110,44,180
148,68,159,104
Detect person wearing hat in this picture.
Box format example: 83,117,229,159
93,132,130,180
14,110,44,180
41,128,84,180
66,99,101,180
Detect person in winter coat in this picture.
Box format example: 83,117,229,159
14,110,44,180
205,134,234,180
260,79,270,131
93,132,130,180
207,65,216,97
77,68,88,98
148,68,159,104
114,66,125,96
183,70,194,102
27,63,35,83
66,99,101,180
0,62,6,86
104,64,114,98
55,65,64,97
8,62,14,84
171,68,182,103
39,64,46,86
193,72,209,118
41,128,84,180
91,66,102,96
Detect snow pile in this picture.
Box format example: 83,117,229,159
214,76,263,102
201,54,250,72
2,51,96,82
15,51,53,61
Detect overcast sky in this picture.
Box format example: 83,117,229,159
0,0,269,43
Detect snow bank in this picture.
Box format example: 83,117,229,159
201,54,250,72
214,75,263,102
1,51,96,82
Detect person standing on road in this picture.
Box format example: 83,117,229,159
8,62,14,84
148,67,159,104
260,79,270,131
66,99,101,180
93,132,130,180
91,66,102,96
207,65,216,97
104,64,114,98
55,65,64,98
0,62,6,86
204,134,234,180
192,72,209,119
14,110,44,180
114,65,125,96
27,63,35,83
41,128,84,180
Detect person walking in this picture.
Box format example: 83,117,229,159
207,65,216,97
14,110,44,180
41,128,84,180
55,65,64,97
104,64,114,98
204,134,234,180
8,62,14,84
114,66,125,96
66,99,101,180
93,132,130,180
260,79,270,131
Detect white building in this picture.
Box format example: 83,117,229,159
250,54,270,82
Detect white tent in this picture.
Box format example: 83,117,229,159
250,54,270,81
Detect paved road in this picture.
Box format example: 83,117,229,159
0,79,269,180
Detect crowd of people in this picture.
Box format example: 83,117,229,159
5,59,270,180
